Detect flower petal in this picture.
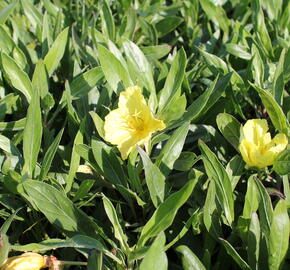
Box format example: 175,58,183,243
243,119,268,144
118,86,151,117
267,133,288,154
104,109,133,145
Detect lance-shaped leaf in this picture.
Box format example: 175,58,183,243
199,140,234,226
137,177,196,247
1,52,32,102
102,195,129,253
138,146,165,208
140,233,167,270
269,199,289,270
20,180,107,241
43,27,69,76
158,48,187,112
247,212,260,270
216,113,241,150
155,121,189,176
251,83,289,136
176,245,206,270
98,44,131,93
22,91,42,177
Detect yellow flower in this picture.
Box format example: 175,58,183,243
239,119,288,168
104,86,166,159
0,253,47,270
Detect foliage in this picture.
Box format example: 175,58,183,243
0,0,289,269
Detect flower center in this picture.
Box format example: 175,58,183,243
120,111,145,132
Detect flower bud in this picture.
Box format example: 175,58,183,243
0,253,46,270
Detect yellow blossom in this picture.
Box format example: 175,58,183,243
239,119,288,168
104,86,166,159
0,253,47,270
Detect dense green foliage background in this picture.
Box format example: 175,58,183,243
0,0,289,269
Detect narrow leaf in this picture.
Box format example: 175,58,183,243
1,53,32,102
176,245,206,270
199,140,234,226
137,178,197,247
158,48,187,111
140,233,168,270
22,92,42,177
156,121,189,176
138,147,165,208
102,195,129,252
43,27,69,76
269,199,290,270
39,129,63,180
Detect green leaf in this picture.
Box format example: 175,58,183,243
138,146,165,208
97,44,131,93
0,134,21,157
251,43,264,87
0,208,22,234
251,0,274,58
199,0,229,34
199,140,234,226
73,180,95,202
87,250,103,270
203,180,222,239
273,49,285,106
1,52,32,102
140,233,168,270
165,211,201,250
39,129,63,180
89,111,105,139
11,235,105,252
225,43,251,60
70,67,104,98
102,195,129,252
0,118,26,131
155,16,183,37
21,0,42,31
65,124,84,193
242,176,260,219
247,212,260,270
254,177,273,236
91,138,127,186
32,60,49,99
251,83,289,136
179,74,231,124
0,233,9,266
219,238,251,270
155,121,189,176
273,149,290,175
176,245,206,270
22,92,42,178
158,48,187,112
159,90,186,124
43,27,69,76
20,180,105,240
269,199,289,270
137,177,197,247
141,45,171,61
42,0,59,17
123,40,157,109
226,155,244,190
216,113,241,150
173,152,198,172
0,1,18,25
100,0,115,41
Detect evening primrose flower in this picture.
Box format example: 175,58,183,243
0,253,47,270
104,86,166,159
239,119,288,168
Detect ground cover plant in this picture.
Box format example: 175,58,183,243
0,0,289,269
